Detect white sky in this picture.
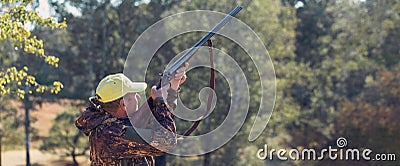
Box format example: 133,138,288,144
36,0,81,18
36,0,51,17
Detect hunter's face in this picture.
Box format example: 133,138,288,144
123,92,141,114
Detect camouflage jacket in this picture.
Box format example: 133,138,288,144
76,93,178,166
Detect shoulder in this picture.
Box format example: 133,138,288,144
98,117,127,137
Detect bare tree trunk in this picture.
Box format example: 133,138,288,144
101,0,109,77
0,121,2,166
24,86,31,166
203,152,211,166
71,130,83,166
87,10,95,97
72,147,79,166
155,154,166,166
203,118,211,166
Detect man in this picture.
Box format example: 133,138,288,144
76,63,188,165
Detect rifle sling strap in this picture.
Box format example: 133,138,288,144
183,40,215,136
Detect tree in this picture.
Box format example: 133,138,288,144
43,0,169,99
0,97,25,150
0,0,66,98
267,1,399,165
337,65,400,165
160,0,298,165
40,108,88,166
1,1,66,165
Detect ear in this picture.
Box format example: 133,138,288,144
119,99,125,108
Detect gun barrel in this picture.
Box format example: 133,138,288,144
165,6,242,74
158,6,243,88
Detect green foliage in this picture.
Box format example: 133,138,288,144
0,66,63,98
0,97,40,150
336,65,400,165
238,1,399,165
0,98,24,150
160,0,298,164
0,0,66,99
26,0,399,165
40,108,88,160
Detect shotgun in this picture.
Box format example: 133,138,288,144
157,6,243,89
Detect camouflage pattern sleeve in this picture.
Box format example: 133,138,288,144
147,96,177,152
133,88,179,152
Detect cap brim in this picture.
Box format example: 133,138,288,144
124,82,147,93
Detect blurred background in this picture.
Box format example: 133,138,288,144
0,0,399,165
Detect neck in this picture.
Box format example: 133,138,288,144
111,110,127,118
